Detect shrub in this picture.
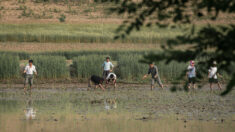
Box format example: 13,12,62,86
0,54,19,79
72,55,105,78
59,14,66,22
31,56,68,79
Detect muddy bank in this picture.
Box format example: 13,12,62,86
0,83,228,91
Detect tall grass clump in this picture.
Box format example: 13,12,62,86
72,55,105,78
117,54,147,81
0,54,19,79
156,61,187,82
31,56,68,79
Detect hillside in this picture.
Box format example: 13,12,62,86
0,0,122,24
0,0,234,24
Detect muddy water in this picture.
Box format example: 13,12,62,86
0,87,234,132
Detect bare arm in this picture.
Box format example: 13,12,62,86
99,84,105,91
154,67,159,78
217,73,222,78
24,66,27,73
34,67,37,75
110,62,114,71
142,74,149,79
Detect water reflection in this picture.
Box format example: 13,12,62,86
24,92,36,120
104,98,117,110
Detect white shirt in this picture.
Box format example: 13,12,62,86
102,61,114,71
25,108,36,120
106,73,117,80
25,65,37,75
187,65,196,78
208,67,217,79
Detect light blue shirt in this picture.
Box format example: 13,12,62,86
102,61,114,71
187,65,196,78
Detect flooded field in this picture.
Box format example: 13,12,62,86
0,84,234,132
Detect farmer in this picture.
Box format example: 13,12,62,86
186,60,196,89
208,61,222,91
102,57,114,81
105,72,117,89
143,62,164,90
88,75,105,91
23,60,37,91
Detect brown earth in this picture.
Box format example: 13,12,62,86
0,0,234,24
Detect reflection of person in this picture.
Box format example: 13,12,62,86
24,60,37,92
24,94,36,120
186,60,196,89
143,63,164,90
208,61,222,91
88,75,105,91
104,98,117,110
102,57,114,80
105,73,117,89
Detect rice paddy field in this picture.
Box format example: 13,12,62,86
0,0,235,132
0,84,235,132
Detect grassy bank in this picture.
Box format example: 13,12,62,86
0,24,184,44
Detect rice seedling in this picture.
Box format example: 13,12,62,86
0,54,19,79
31,56,68,79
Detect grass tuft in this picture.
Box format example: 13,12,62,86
31,56,68,79
0,54,19,79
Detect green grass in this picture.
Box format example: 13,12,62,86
31,56,68,79
72,55,105,78
117,54,147,81
0,54,19,79
0,51,233,82
157,61,187,82
0,24,185,44
0,50,151,60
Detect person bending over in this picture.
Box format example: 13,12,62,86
143,63,164,90
105,73,117,89
88,75,105,91
24,60,37,92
